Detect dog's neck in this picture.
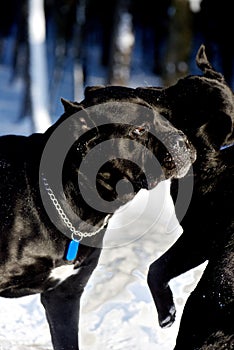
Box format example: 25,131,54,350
63,156,146,219
191,143,233,195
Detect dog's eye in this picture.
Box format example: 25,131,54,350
130,124,149,137
133,127,146,136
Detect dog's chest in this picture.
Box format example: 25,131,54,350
0,262,80,298
48,264,80,288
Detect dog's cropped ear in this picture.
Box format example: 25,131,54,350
196,45,225,82
61,98,81,114
202,111,233,149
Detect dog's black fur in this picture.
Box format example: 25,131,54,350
0,89,194,349
145,46,234,349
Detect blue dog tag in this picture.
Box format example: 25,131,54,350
66,240,80,261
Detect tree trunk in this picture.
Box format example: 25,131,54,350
162,0,193,86
28,0,51,132
107,0,134,86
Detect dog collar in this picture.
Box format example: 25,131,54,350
220,142,234,150
42,175,111,261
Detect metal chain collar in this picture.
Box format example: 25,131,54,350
42,175,111,242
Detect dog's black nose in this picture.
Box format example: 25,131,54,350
174,131,197,163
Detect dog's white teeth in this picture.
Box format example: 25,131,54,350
165,153,173,162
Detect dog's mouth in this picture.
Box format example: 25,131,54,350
147,135,196,190
147,155,176,190
163,152,177,171
164,136,196,178
165,139,196,178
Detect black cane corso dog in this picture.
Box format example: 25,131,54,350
0,90,195,349
144,46,234,349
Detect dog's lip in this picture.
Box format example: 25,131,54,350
185,139,197,163
147,154,176,189
163,152,176,170
148,178,160,189
190,147,197,163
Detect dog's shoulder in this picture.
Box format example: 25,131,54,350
0,135,28,169
0,133,44,162
0,134,46,188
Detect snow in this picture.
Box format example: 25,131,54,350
0,7,208,349
188,0,202,13
79,187,207,350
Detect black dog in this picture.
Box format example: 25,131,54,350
0,91,195,349
144,46,234,349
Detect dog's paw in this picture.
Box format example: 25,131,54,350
148,273,176,327
158,304,176,328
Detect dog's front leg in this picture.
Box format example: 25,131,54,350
41,248,102,350
41,277,82,350
147,231,209,328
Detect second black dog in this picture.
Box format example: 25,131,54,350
144,45,234,349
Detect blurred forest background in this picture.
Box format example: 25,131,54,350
0,0,233,133
0,2,232,348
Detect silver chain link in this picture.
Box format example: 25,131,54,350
42,175,111,241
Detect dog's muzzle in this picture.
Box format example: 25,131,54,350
147,131,196,189
162,132,196,178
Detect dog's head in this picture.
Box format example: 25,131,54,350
136,45,234,152
46,91,195,212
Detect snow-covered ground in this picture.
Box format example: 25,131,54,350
0,13,208,349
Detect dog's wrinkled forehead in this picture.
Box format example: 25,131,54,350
83,85,178,128
84,99,154,125
60,85,189,151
